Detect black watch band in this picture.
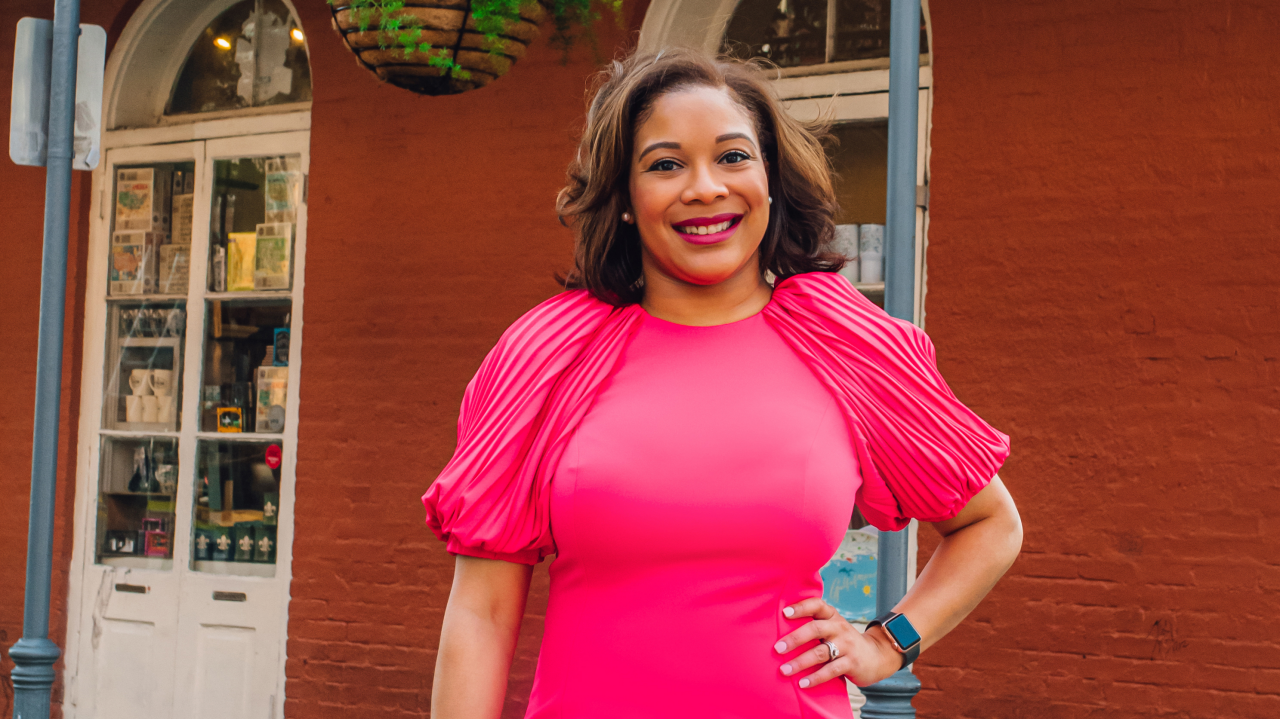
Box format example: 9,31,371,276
866,611,922,669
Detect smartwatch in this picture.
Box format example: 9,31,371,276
866,611,922,669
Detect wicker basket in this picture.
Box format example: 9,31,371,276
329,1,546,95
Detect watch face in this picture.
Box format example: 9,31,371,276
885,613,922,650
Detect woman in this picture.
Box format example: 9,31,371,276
424,48,1022,719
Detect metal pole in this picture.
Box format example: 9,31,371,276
862,0,922,716
10,1,81,718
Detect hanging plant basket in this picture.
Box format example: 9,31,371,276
329,0,548,96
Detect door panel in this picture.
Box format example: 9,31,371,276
70,131,305,719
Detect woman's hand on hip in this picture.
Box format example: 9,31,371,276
773,598,902,688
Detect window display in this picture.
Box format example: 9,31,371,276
95,436,179,568
201,299,291,434
103,301,185,431
192,439,282,576
109,162,196,298
207,155,301,293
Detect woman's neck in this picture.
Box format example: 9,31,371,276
638,257,773,327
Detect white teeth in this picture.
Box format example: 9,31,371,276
679,219,734,235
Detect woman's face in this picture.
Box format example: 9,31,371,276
628,86,771,288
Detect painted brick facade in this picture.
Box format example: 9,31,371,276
0,1,1275,718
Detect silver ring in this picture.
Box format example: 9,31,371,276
821,639,840,662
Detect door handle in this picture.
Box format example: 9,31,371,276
114,583,148,594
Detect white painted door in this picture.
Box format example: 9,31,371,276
66,130,308,719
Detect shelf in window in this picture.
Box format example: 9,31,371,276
103,491,175,498
852,282,885,293
100,428,180,439
192,560,276,578
196,430,284,440
106,293,188,302
204,290,292,301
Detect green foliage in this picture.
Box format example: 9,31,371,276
330,0,622,82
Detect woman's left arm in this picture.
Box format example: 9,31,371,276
774,476,1023,688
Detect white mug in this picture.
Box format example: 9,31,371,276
149,369,173,397
141,395,159,423
156,395,174,424
125,395,144,423
129,369,153,396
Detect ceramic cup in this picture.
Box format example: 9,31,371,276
141,395,159,423
858,224,885,283
125,395,144,423
156,395,174,423
149,369,173,397
129,369,153,396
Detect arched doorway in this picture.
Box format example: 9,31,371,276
64,2,311,717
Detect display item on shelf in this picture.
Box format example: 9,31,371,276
226,231,257,291
254,222,292,290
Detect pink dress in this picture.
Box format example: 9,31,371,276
423,272,1009,719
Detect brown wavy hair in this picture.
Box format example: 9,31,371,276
555,47,847,307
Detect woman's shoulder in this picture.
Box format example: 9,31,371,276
491,288,617,352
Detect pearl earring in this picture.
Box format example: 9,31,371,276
768,196,773,204
622,211,633,223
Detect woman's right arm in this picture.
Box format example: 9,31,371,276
432,554,534,719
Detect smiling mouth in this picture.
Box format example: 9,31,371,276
672,215,743,236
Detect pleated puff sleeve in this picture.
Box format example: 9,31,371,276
421,289,642,565
765,272,1011,532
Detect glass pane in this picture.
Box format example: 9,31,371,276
96,436,180,569
167,0,312,116
192,439,282,576
723,0,928,68
110,162,196,298
723,0,828,68
832,0,929,63
820,519,879,623
207,154,301,293
201,299,291,434
827,120,888,305
103,301,186,431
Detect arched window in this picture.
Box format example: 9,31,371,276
168,0,311,116
723,0,928,70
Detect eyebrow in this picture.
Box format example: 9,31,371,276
636,133,759,163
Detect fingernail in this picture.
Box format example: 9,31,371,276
799,678,810,688
783,606,795,618
774,641,787,653
781,664,793,675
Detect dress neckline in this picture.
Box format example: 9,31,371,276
635,291,773,329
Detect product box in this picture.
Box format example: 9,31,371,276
262,492,279,526
210,526,233,561
158,244,190,295
255,366,288,433
253,223,291,290
216,407,243,432
226,231,256,292
171,193,194,245
193,529,213,561
109,231,162,295
254,525,276,563
114,168,154,231
273,328,290,366
233,522,256,562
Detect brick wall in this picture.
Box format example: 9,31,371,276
917,1,1280,717
288,2,649,716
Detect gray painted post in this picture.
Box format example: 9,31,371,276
861,0,923,716
10,1,81,718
